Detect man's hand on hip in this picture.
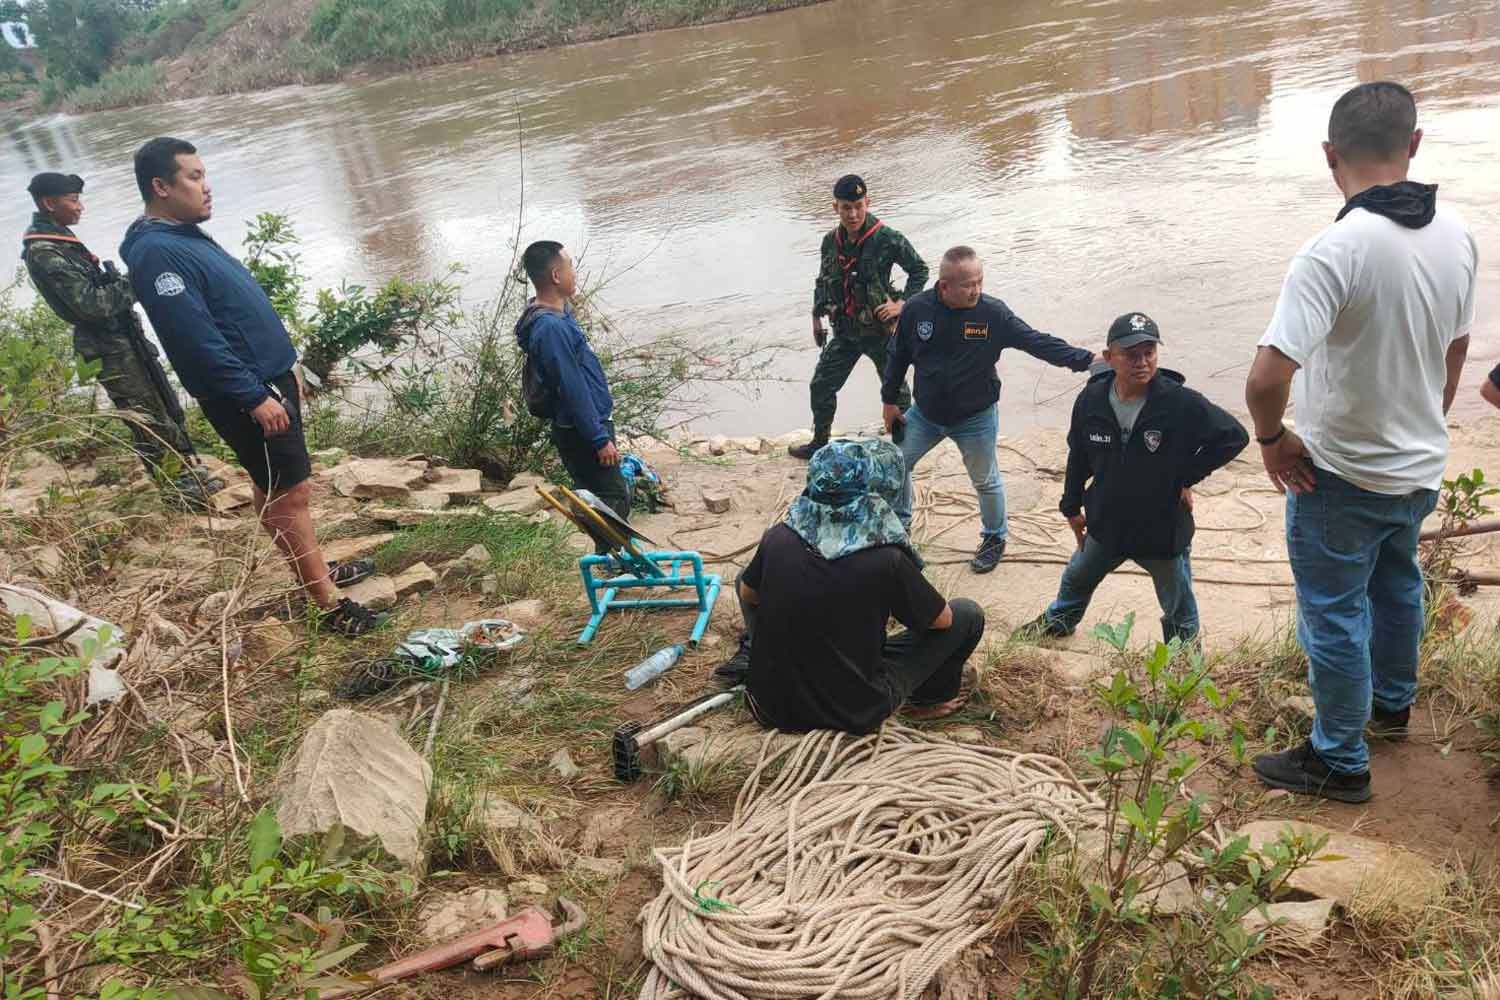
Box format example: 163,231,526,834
250,396,290,437
883,403,905,435
813,317,828,348
1180,487,1194,512
1260,429,1316,495
875,299,903,323
1067,514,1087,549
596,441,621,467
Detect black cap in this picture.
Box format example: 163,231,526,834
27,172,84,198
833,174,867,201
1107,312,1162,349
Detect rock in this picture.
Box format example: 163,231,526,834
474,796,543,836
773,430,812,448
572,856,626,880
484,490,547,515
275,709,432,867
366,506,471,527
391,562,438,598
1280,695,1317,724
428,467,483,497
190,514,251,537
330,458,427,499
322,533,396,563
500,599,546,631
30,544,65,578
208,481,255,512
550,748,581,781
1241,898,1337,949
480,574,500,596
730,436,765,455
409,490,452,510
1069,830,1196,915
708,435,729,456
1235,821,1447,912
1046,649,1111,685
945,727,986,744
701,489,732,514
197,590,234,621
528,510,553,525
507,472,547,491
417,888,509,943
251,617,299,657
341,575,398,611
580,806,636,856
458,544,491,567
507,878,551,910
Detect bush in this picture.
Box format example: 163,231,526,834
61,60,160,111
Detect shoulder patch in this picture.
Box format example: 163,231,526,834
154,272,186,297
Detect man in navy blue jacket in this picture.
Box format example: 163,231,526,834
882,246,1097,573
121,137,383,637
516,241,630,522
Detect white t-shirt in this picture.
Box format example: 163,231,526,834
1260,202,1478,495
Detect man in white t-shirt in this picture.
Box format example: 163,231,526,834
1245,81,1478,803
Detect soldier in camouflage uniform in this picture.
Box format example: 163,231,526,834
21,172,223,507
789,174,928,460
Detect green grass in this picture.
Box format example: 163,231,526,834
63,62,161,112
371,509,572,588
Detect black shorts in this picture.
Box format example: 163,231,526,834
199,370,312,494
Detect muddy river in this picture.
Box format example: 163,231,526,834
4,0,1499,436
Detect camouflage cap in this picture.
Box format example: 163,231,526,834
28,172,84,198
833,174,867,201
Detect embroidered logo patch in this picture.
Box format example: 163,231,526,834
916,320,934,341
1130,314,1148,331
1144,429,1163,453
1089,432,1112,444
963,322,989,340
154,272,185,297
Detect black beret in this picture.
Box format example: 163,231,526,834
833,174,867,201
28,172,84,198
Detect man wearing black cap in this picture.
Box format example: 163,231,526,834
790,174,927,460
1017,313,1247,642
21,171,223,507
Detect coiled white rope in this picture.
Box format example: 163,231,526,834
637,725,1106,999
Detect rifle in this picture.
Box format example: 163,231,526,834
99,261,196,459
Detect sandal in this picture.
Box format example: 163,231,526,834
329,558,376,588
900,667,976,722
319,597,387,638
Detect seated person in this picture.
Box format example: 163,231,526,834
1018,313,1248,644
726,438,986,734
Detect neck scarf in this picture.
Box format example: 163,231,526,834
1336,180,1437,229
785,438,920,565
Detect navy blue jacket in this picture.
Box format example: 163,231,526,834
882,289,1094,425
120,217,297,408
515,302,614,449
1061,368,1248,559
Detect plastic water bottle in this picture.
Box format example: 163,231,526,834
624,644,686,690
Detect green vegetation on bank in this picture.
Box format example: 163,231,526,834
1,0,824,111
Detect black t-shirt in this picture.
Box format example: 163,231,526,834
742,524,946,734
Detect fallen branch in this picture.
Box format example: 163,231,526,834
1421,518,1500,542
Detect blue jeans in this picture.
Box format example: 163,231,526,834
1043,537,1200,643
1287,467,1438,774
895,403,1006,541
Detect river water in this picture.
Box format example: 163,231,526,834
4,0,1499,437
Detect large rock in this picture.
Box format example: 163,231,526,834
484,489,547,515
1241,898,1336,949
392,563,438,598
428,467,483,497
708,435,729,456
342,575,398,611
417,888,509,943
500,599,546,631
701,489,732,514
408,490,452,510
1236,821,1447,911
331,459,427,499
366,507,474,527
730,436,765,455
208,481,256,513
322,533,396,563
275,709,432,867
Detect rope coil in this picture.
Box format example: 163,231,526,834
638,726,1106,999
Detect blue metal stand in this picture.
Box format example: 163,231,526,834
576,549,721,647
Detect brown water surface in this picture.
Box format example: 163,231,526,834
4,0,1498,435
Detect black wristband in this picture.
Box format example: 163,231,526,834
1256,425,1287,446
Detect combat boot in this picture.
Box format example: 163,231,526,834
165,466,228,513
787,431,829,461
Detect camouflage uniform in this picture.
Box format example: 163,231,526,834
809,215,927,437
22,212,196,473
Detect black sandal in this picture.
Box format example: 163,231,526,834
328,559,375,588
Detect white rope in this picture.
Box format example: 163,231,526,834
637,725,1106,999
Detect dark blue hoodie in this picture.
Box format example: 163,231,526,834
120,217,297,408
515,301,614,449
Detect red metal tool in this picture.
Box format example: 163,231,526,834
320,898,586,998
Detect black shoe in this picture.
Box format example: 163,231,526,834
319,598,388,638
1012,613,1074,641
1368,703,1410,742
787,435,829,461
712,636,751,686
328,558,376,588
1252,740,1371,803
165,468,227,512
970,536,1007,574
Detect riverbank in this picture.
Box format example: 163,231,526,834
11,0,830,114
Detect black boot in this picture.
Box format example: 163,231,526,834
787,432,829,461
712,634,752,686
164,466,227,512
1251,740,1371,803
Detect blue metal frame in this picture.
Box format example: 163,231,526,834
576,549,721,646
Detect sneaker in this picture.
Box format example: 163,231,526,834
1012,613,1074,641
1251,740,1371,804
787,435,829,461
1368,703,1410,742
970,535,1007,574
319,598,388,638
328,558,376,588
712,636,751,686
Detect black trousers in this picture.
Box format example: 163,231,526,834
550,419,631,521
737,576,985,713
